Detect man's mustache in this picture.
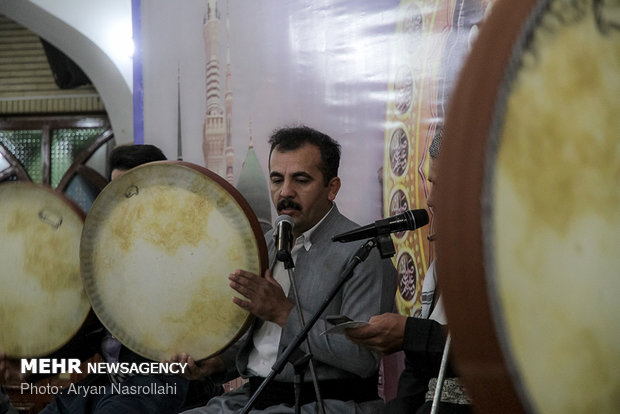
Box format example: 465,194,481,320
277,198,302,212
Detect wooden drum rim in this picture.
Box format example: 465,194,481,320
437,1,538,413
437,0,620,412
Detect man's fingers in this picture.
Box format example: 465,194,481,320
230,269,255,282
345,325,376,340
229,280,252,298
229,273,258,297
232,296,252,311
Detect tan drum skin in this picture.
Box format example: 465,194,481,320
437,0,619,413
80,161,268,362
0,181,90,358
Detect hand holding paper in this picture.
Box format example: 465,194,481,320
342,313,407,354
321,315,369,335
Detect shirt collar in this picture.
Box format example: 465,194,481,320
293,204,334,252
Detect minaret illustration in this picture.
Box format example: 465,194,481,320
202,0,234,182
201,1,271,232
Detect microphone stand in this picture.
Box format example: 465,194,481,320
241,237,384,414
280,251,325,414
430,333,451,414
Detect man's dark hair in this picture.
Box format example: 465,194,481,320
268,125,341,186
109,144,167,174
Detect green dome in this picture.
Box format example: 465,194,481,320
236,145,272,234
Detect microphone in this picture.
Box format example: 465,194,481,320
274,215,294,262
332,209,429,243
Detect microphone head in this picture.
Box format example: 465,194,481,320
274,215,294,262
274,214,294,229
404,209,429,229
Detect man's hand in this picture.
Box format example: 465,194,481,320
345,313,407,355
0,352,26,383
166,353,225,381
229,269,293,327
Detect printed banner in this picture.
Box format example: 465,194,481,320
383,0,492,316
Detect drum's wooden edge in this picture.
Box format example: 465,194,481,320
0,181,90,358
437,1,539,413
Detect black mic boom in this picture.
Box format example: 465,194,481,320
332,209,429,243
274,215,294,261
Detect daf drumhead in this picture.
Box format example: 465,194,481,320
438,1,619,413
80,161,268,362
0,181,89,357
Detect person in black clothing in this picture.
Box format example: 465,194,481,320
346,132,471,414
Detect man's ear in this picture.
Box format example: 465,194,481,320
327,177,341,202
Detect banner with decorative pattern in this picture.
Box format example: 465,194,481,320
383,0,493,316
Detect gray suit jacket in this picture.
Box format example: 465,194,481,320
219,205,397,383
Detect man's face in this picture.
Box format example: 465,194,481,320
269,143,340,237
426,158,438,216
426,158,438,242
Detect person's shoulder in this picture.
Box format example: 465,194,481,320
331,216,359,234
312,210,358,247
323,206,359,232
